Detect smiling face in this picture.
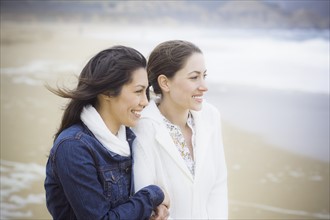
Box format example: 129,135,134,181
97,67,149,133
164,52,208,112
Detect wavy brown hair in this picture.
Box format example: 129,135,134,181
147,40,202,96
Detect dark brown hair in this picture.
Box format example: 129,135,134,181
48,45,146,140
147,40,202,95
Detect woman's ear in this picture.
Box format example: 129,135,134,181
98,93,111,102
157,74,170,92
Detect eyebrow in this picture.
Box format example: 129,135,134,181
135,85,147,89
187,69,207,75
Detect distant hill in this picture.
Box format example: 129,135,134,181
1,0,329,30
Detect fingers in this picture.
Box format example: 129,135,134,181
160,187,170,208
150,204,170,220
150,214,157,220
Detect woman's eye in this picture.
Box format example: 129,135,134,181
135,90,143,93
190,76,198,80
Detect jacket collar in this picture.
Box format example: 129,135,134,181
141,99,209,181
140,98,164,124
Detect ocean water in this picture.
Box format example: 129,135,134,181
0,160,46,219
84,26,330,94
206,84,330,162
2,27,329,94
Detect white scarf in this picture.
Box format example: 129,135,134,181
80,105,130,156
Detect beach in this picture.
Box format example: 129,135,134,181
1,21,329,219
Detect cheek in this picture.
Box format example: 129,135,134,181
117,100,131,114
171,84,188,98
178,84,195,96
174,81,189,92
125,96,139,108
173,91,190,103
131,96,140,105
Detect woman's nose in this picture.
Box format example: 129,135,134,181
199,78,208,92
140,92,149,107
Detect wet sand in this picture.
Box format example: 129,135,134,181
1,21,329,219
223,121,329,219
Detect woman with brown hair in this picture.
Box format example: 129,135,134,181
133,40,228,219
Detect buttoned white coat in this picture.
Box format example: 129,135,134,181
133,100,228,219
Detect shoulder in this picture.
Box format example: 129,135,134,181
198,101,221,121
203,101,220,114
52,123,96,155
132,118,157,142
133,100,162,134
132,103,162,153
140,99,162,121
55,123,89,143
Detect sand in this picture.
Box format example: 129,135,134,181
1,21,329,219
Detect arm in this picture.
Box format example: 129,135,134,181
133,138,157,192
206,108,228,219
133,122,171,217
206,148,228,219
133,141,171,220
54,139,164,220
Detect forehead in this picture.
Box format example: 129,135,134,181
181,53,205,73
127,67,148,85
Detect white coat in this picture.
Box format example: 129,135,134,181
133,100,228,219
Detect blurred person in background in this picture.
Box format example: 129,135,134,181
44,45,169,220
133,40,228,219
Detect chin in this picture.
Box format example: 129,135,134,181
127,121,137,128
191,103,203,111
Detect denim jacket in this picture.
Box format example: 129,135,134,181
44,123,164,220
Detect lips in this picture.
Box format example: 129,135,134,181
131,110,142,118
192,95,204,102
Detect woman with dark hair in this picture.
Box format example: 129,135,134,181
44,46,169,220
133,40,228,219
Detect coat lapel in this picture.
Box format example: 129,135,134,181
191,109,209,179
155,124,194,182
143,100,194,181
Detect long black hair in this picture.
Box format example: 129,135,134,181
48,45,146,141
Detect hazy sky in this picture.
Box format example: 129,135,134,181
1,0,329,29
2,0,329,15
267,0,330,15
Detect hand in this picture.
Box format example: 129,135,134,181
160,187,170,209
150,204,170,220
